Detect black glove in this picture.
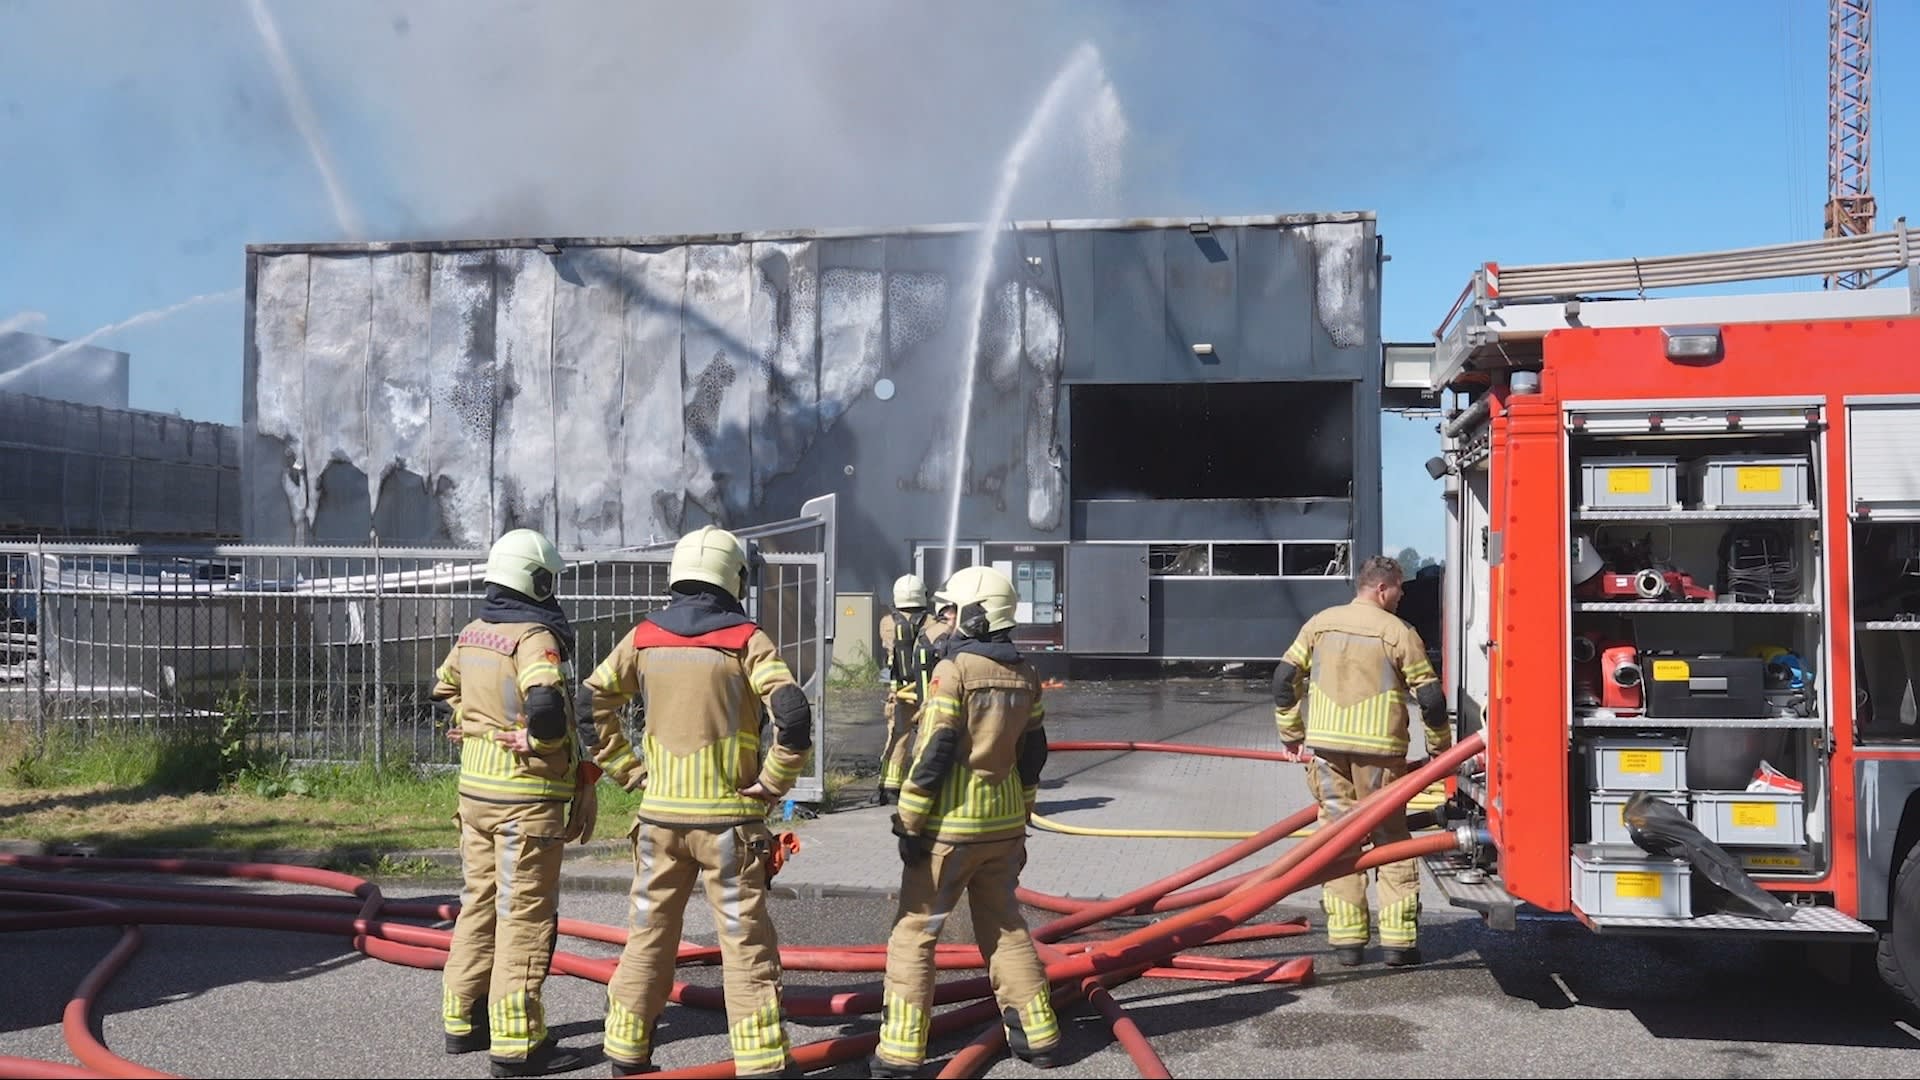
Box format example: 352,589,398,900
891,814,930,867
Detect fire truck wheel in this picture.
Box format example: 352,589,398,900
1876,839,1920,1020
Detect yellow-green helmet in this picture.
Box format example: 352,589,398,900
936,565,1019,637
893,574,928,610
485,528,564,602
670,525,751,599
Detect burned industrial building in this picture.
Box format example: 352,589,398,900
242,214,1384,662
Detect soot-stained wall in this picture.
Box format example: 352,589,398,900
242,215,1381,613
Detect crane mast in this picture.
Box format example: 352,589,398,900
1825,0,1875,289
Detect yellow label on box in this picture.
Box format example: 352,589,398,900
1651,659,1691,682
1745,854,1807,869
1607,467,1654,494
1617,750,1664,774
1735,466,1784,493
1614,872,1663,899
1731,802,1779,829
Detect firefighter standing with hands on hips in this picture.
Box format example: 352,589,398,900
433,529,597,1077
1272,555,1448,968
874,574,932,805
872,566,1060,1077
579,525,811,1078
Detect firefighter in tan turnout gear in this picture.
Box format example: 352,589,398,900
874,574,931,805
1272,555,1448,968
433,528,594,1078
872,565,1059,1078
579,525,810,1078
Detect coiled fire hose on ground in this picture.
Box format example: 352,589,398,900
0,732,1486,1080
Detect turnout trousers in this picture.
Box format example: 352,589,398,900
879,694,919,792
604,820,791,1076
1308,749,1421,948
442,795,568,1061
878,835,1059,1069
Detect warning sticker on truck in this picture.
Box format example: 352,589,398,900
1618,750,1664,774
1614,872,1663,899
1650,659,1691,681
1607,467,1653,494
1735,466,1784,493
1731,802,1779,828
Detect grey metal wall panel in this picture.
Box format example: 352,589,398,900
426,252,499,545
1149,578,1351,659
1079,229,1166,382
0,331,130,408
682,243,755,525
251,253,311,538
550,248,626,548
1065,543,1149,653
1164,226,1238,378
1071,499,1353,542
1238,227,1315,376
304,256,371,484
368,253,433,540
491,248,558,540
622,246,688,547
1309,222,1375,378
749,240,820,507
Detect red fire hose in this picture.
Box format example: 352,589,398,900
0,732,1485,1080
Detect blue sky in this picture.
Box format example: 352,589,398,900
2,0,1913,558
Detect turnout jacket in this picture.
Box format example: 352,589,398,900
1272,599,1447,758
433,620,577,804
896,637,1048,845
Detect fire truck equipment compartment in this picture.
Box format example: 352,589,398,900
1585,737,1687,791
1690,789,1808,848
1641,654,1767,718
1571,844,1693,919
1689,454,1812,510
1578,456,1681,511
1622,791,1796,921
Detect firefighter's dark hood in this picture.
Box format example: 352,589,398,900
479,584,577,662
945,634,1022,665
648,584,753,638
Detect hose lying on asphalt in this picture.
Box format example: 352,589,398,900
0,732,1484,1080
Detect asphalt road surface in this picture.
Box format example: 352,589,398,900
5,879,1918,1078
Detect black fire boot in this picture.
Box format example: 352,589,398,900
490,1033,589,1078
607,1059,658,1077
1382,946,1423,968
445,999,489,1055
1333,944,1366,967
867,1052,919,1077
1003,1008,1057,1069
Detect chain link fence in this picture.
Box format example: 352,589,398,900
0,501,835,802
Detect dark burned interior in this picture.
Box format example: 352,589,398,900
1069,381,1353,501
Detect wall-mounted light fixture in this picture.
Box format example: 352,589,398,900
536,242,562,256
1191,343,1215,356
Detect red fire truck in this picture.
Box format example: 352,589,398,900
1404,225,1920,1010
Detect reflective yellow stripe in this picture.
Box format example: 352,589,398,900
728,999,788,1072
604,995,652,1063
1029,701,1045,720
458,737,572,800
926,697,961,718
517,662,562,691
763,753,801,786
1323,893,1370,946
1380,893,1420,947
897,789,934,818
748,658,793,696
879,990,930,1065
1019,992,1059,1045
437,663,461,687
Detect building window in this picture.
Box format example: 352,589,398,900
1146,541,1349,579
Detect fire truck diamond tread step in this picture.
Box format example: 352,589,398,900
1584,907,1875,939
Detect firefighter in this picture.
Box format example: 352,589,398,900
434,528,593,1078
872,566,1058,1078
874,574,931,805
579,525,810,1078
913,587,956,708
1273,555,1448,968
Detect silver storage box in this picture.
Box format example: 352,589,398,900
1689,454,1811,510
1585,737,1688,791
1579,456,1682,511
1690,790,1807,848
1571,844,1693,919
1587,791,1688,847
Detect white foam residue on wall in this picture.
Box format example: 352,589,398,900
426,251,499,546
1023,283,1064,530
367,253,432,512
253,253,312,531
1310,222,1366,350
819,267,885,428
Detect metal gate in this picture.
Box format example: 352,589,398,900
0,495,838,803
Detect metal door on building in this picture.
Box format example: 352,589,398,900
1064,543,1149,654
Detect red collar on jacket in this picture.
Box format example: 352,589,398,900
631,621,757,651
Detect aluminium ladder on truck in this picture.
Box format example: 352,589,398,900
1416,221,1920,398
